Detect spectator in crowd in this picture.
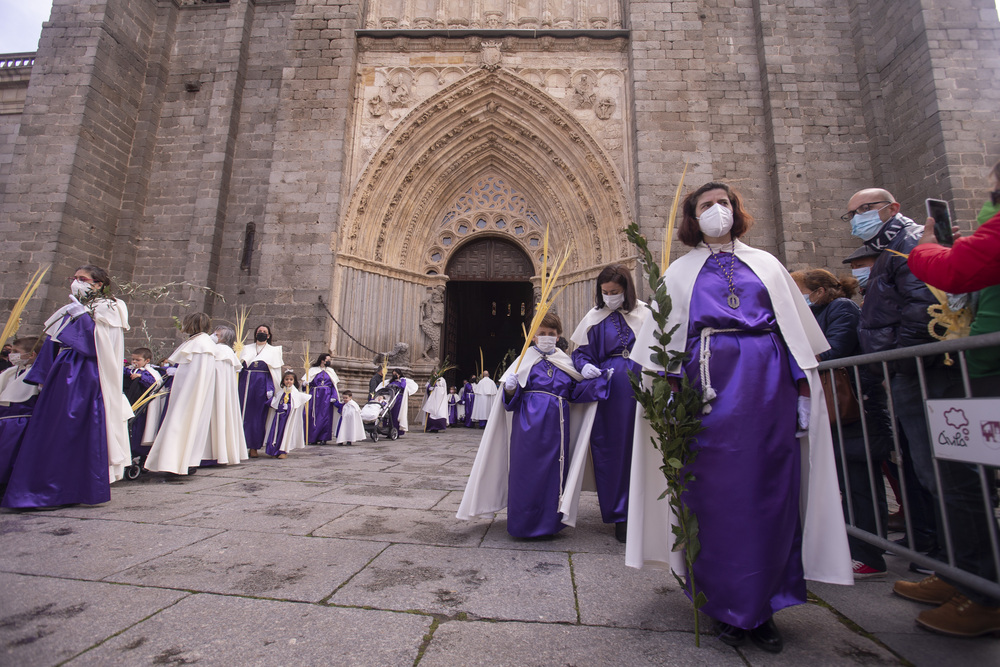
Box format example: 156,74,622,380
841,246,880,297
843,188,949,568
895,163,1000,637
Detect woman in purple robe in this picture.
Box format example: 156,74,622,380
501,313,610,538
628,182,852,654
571,264,651,542
304,353,339,444
238,324,283,457
3,265,130,508
447,387,459,426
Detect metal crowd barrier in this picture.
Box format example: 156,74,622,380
818,331,1000,601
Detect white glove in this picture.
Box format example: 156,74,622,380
504,374,518,391
795,396,810,437
66,302,88,318
581,363,601,379
165,366,177,376
266,390,274,399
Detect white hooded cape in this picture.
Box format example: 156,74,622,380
0,365,39,404
456,348,600,528
306,366,340,388
471,376,498,421
239,342,284,391
336,399,366,444
265,386,311,453
625,241,853,586
207,344,249,464
422,377,449,422
144,333,217,475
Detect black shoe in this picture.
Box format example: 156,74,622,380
717,622,748,647
749,617,783,654
614,521,627,543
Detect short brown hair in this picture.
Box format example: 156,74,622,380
132,347,153,360
793,269,858,304
540,312,563,335
677,182,754,247
181,312,212,335
594,264,637,311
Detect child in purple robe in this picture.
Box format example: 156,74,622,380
571,264,652,542
457,313,611,538
123,347,162,455
461,377,475,427
447,386,459,426
263,371,311,458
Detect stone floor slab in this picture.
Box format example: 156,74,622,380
191,478,338,501
479,495,625,554
0,572,187,667
418,619,743,666
330,543,577,622
313,505,491,547
162,496,355,535
107,531,388,602
64,593,430,666
309,483,448,509
0,515,221,580
42,488,230,524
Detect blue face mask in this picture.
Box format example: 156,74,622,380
802,293,813,307
852,267,870,289
850,206,889,241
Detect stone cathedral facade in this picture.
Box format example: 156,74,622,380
1,0,999,387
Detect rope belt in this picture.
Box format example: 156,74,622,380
698,327,771,414
525,389,568,505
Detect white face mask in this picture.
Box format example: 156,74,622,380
698,203,734,239
8,352,23,366
536,335,558,354
603,293,625,310
209,333,219,343
70,279,93,298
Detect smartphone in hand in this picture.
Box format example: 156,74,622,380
925,198,954,246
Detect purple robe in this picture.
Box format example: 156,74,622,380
503,359,608,538
264,393,292,457
387,378,406,432
680,256,807,629
0,379,38,487
239,360,274,451
448,394,459,425
124,367,158,455
3,316,110,508
572,311,640,523
462,382,475,427
306,371,337,443
425,387,448,432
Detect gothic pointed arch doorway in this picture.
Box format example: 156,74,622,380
444,237,534,386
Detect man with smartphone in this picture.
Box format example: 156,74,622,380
842,188,956,573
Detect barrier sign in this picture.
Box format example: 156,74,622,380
927,398,1000,466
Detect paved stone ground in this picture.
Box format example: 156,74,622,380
2,427,998,666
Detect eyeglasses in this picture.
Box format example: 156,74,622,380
841,201,890,222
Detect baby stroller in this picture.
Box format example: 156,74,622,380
124,377,171,480
361,384,401,442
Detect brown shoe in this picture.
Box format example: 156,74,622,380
893,575,957,605
276,453,287,459
916,594,1000,637
248,449,258,458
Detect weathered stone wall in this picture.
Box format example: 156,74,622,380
0,0,998,380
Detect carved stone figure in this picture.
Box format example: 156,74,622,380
388,72,411,108
368,93,387,117
595,96,615,120
572,74,596,110
420,286,445,359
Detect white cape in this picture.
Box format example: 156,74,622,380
422,377,449,421
144,333,216,475
137,365,164,447
570,300,652,346
336,399,366,444
625,241,853,586
239,343,284,390
207,344,248,464
471,377,498,421
306,366,340,389
0,366,39,405
265,386,311,453
456,348,599,528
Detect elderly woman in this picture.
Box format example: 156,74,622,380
627,182,851,653
3,265,131,508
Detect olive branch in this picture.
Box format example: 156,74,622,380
625,223,709,646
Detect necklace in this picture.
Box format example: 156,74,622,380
709,243,740,309
611,312,631,359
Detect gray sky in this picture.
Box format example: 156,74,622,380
1,0,999,54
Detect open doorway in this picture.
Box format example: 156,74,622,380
442,237,535,386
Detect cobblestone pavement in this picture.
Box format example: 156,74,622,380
2,427,997,666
